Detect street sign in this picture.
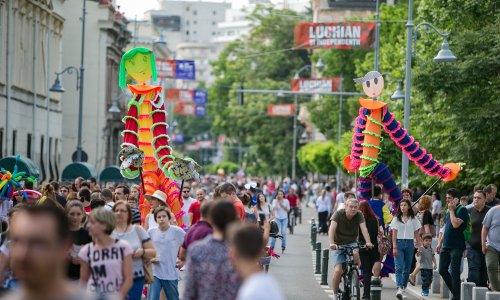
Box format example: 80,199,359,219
195,105,207,117
291,77,342,93
294,22,376,49
175,60,195,80
166,89,193,102
174,103,195,115
267,104,295,116
193,89,207,104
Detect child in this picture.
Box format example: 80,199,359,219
419,233,437,296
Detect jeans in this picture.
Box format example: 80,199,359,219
395,239,414,288
149,277,179,300
421,269,433,291
271,218,287,249
128,277,144,300
485,246,500,291
467,246,488,287
439,248,463,300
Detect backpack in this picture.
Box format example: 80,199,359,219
457,206,472,242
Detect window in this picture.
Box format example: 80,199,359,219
186,20,190,25
40,136,44,161
212,31,215,36
186,30,190,35
193,31,197,35
193,10,197,15
213,10,216,15
12,130,16,155
27,133,32,158
194,20,197,25
212,21,216,25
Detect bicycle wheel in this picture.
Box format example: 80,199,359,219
350,269,361,300
289,215,294,234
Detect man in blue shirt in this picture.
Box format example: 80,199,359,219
437,188,469,300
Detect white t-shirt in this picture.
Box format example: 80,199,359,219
432,200,442,215
271,199,290,219
182,197,196,226
236,273,285,300
390,216,421,240
147,213,158,230
148,226,185,280
78,239,133,295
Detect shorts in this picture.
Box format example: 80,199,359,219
331,242,358,266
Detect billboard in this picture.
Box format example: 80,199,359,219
291,78,342,93
294,22,376,49
267,104,295,116
175,60,196,80
156,59,176,78
152,15,181,31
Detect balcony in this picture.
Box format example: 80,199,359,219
327,0,386,9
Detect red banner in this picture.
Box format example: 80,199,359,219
267,104,295,116
156,59,176,78
294,22,375,49
291,77,342,93
166,89,194,102
174,103,195,115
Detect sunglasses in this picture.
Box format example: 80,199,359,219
182,190,190,193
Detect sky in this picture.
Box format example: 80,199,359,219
116,0,249,19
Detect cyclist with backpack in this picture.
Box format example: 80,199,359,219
437,188,470,300
328,198,373,300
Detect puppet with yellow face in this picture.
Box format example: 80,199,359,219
344,71,459,207
118,47,184,226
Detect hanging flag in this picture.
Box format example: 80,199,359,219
193,89,208,104
175,60,196,80
156,59,176,78
294,22,376,49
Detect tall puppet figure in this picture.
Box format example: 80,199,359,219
344,71,460,209
118,47,184,226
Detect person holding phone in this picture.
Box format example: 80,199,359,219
437,188,469,300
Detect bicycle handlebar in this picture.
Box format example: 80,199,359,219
336,244,367,250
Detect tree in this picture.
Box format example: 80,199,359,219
208,5,311,175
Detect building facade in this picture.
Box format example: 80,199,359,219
59,0,130,173
0,0,65,181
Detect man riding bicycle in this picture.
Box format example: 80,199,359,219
329,198,374,300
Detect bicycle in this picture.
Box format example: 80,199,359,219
335,244,366,300
288,208,296,234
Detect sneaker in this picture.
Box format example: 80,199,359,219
421,290,429,296
396,288,403,300
396,287,403,300
330,293,338,300
282,248,285,254
402,288,407,299
408,274,416,286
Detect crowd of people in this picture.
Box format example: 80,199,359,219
0,173,498,300
312,181,499,300
0,176,291,300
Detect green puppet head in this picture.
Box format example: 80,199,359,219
119,47,157,88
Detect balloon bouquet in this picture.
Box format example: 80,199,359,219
118,48,199,228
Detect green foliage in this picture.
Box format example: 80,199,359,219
208,5,310,175
297,141,337,175
203,161,240,175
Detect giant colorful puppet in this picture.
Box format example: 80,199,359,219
344,71,460,207
118,47,185,226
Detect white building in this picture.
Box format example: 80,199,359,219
59,0,130,173
0,0,65,181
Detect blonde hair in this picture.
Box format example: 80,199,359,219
89,207,116,234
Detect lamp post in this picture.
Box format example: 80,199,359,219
401,0,457,188
50,0,86,163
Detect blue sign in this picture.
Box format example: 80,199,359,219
175,60,196,80
174,134,184,143
193,89,207,104
195,105,207,117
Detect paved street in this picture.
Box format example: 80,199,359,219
268,203,441,300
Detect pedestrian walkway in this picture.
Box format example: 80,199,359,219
270,203,443,299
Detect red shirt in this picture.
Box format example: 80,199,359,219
188,201,201,225
286,194,299,208
233,199,246,221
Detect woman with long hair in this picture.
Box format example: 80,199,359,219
79,208,133,298
271,189,290,253
390,199,422,299
316,187,332,235
66,200,91,281
240,193,257,225
256,193,271,221
358,201,381,299
111,201,156,300
409,195,435,285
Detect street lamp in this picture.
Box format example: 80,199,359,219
108,90,122,114
383,74,405,100
50,0,87,163
401,1,457,188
